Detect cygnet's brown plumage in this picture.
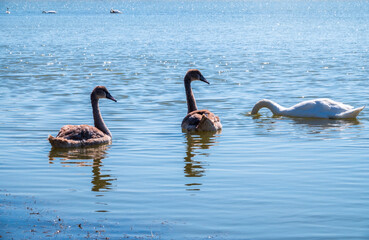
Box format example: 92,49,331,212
181,69,222,132
48,86,117,148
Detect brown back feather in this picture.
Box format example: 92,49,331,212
56,125,105,140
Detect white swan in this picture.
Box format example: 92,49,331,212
42,10,57,14
110,9,122,14
251,98,364,119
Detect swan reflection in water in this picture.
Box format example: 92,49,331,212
290,117,360,128
49,145,116,192
252,114,361,137
183,131,220,191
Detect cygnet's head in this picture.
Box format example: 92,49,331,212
186,69,209,84
92,86,117,102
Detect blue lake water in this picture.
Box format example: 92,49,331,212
1,0,369,239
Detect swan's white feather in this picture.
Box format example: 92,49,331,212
253,98,364,119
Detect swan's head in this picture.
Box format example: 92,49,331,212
186,69,209,84
92,86,117,102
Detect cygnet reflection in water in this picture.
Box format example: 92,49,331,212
49,145,116,192
183,131,220,191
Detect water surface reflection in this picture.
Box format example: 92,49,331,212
49,145,116,192
290,117,361,129
183,132,219,191
252,114,361,138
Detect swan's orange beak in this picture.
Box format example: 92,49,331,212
106,93,117,102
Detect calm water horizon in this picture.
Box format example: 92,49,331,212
1,0,369,239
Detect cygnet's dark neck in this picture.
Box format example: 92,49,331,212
184,75,198,114
91,94,112,137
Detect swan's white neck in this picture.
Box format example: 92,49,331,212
251,99,285,115
91,97,111,137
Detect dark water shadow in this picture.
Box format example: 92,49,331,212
183,131,220,191
48,145,116,192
